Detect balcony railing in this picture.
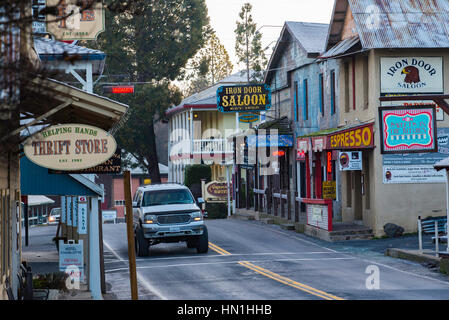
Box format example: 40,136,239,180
193,139,233,154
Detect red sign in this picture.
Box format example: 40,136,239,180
328,123,374,150
103,86,134,94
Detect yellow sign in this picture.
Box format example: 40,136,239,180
46,0,105,41
144,179,151,185
323,181,336,200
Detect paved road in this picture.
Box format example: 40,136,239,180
102,218,449,300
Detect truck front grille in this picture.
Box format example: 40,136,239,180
157,214,191,225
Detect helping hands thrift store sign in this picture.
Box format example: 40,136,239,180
379,106,437,154
23,123,117,171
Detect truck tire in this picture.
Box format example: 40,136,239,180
196,226,208,254
135,226,150,257
186,238,197,248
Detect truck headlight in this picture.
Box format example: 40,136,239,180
144,214,157,224
191,211,202,221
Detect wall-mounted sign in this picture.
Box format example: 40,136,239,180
217,84,271,113
339,151,362,171
32,0,47,34
328,123,374,150
247,134,293,147
46,0,105,41
322,181,336,200
380,57,443,94
383,165,446,184
204,181,229,202
379,106,437,154
23,123,117,171
78,196,88,234
239,113,260,123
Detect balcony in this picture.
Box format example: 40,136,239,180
193,139,234,154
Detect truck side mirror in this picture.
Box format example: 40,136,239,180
197,198,205,204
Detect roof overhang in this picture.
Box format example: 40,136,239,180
14,77,128,143
165,104,217,117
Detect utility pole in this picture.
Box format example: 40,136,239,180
124,170,138,300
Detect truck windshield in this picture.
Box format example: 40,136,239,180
142,189,195,206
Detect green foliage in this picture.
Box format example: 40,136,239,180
206,202,228,219
184,164,212,188
87,0,210,182
33,272,69,291
234,2,267,83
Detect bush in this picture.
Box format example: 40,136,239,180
206,202,228,219
184,164,212,199
33,272,69,291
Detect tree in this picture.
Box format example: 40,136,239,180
182,31,233,96
91,0,210,183
234,2,267,83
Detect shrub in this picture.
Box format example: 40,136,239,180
33,272,69,291
184,164,212,198
206,202,228,219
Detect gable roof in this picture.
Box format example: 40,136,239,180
264,21,329,84
326,0,449,53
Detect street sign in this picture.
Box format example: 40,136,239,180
217,84,271,113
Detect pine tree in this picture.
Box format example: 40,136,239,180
234,2,267,83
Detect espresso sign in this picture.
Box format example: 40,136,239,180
217,84,271,113
24,123,117,171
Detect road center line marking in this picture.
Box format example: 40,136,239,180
209,242,345,300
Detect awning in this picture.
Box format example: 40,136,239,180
319,36,365,60
11,78,128,143
27,195,55,206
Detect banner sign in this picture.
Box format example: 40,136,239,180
328,123,374,150
379,106,437,154
339,151,362,171
46,0,105,41
23,123,117,171
380,57,443,94
217,84,271,113
78,196,88,234
61,196,67,223
66,196,72,226
383,165,446,184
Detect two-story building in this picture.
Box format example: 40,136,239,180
317,0,449,236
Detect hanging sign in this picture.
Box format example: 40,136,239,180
78,196,88,234
66,196,72,226
379,106,437,154
217,84,271,113
239,113,260,123
46,0,105,41
23,123,117,171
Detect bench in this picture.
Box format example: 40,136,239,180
419,216,447,243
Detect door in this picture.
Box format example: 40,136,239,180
353,171,363,223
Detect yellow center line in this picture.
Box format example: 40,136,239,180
208,242,344,301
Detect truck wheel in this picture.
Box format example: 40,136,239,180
186,238,197,248
196,226,208,254
135,226,150,257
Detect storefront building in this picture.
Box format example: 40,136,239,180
319,0,449,236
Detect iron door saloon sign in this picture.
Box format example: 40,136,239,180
379,106,437,154
217,84,271,113
24,123,117,170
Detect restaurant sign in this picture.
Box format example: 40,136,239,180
379,106,437,154
23,123,117,171
46,0,105,41
217,84,271,113
205,181,229,203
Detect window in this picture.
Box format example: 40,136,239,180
294,81,299,122
319,74,324,117
142,189,194,206
303,79,308,120
330,70,336,115
114,200,125,206
344,62,350,112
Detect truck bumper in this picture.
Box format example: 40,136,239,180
141,221,205,239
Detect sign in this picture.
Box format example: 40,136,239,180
380,57,443,94
61,196,67,223
239,113,260,123
102,210,117,223
307,204,330,230
59,240,84,282
217,84,271,113
49,151,121,174
383,165,446,184
32,0,47,34
379,106,437,154
72,196,78,228
247,135,293,147
23,123,117,171
78,196,88,234
103,85,134,94
323,181,336,200
339,151,362,171
328,123,374,150
46,0,105,41
205,181,228,202
66,196,72,226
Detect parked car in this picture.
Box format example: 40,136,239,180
48,207,61,225
132,183,208,256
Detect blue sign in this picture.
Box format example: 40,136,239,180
247,135,293,147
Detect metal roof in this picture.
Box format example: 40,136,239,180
320,36,362,59
326,0,449,50
34,37,105,60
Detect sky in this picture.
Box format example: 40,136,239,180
205,0,336,71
